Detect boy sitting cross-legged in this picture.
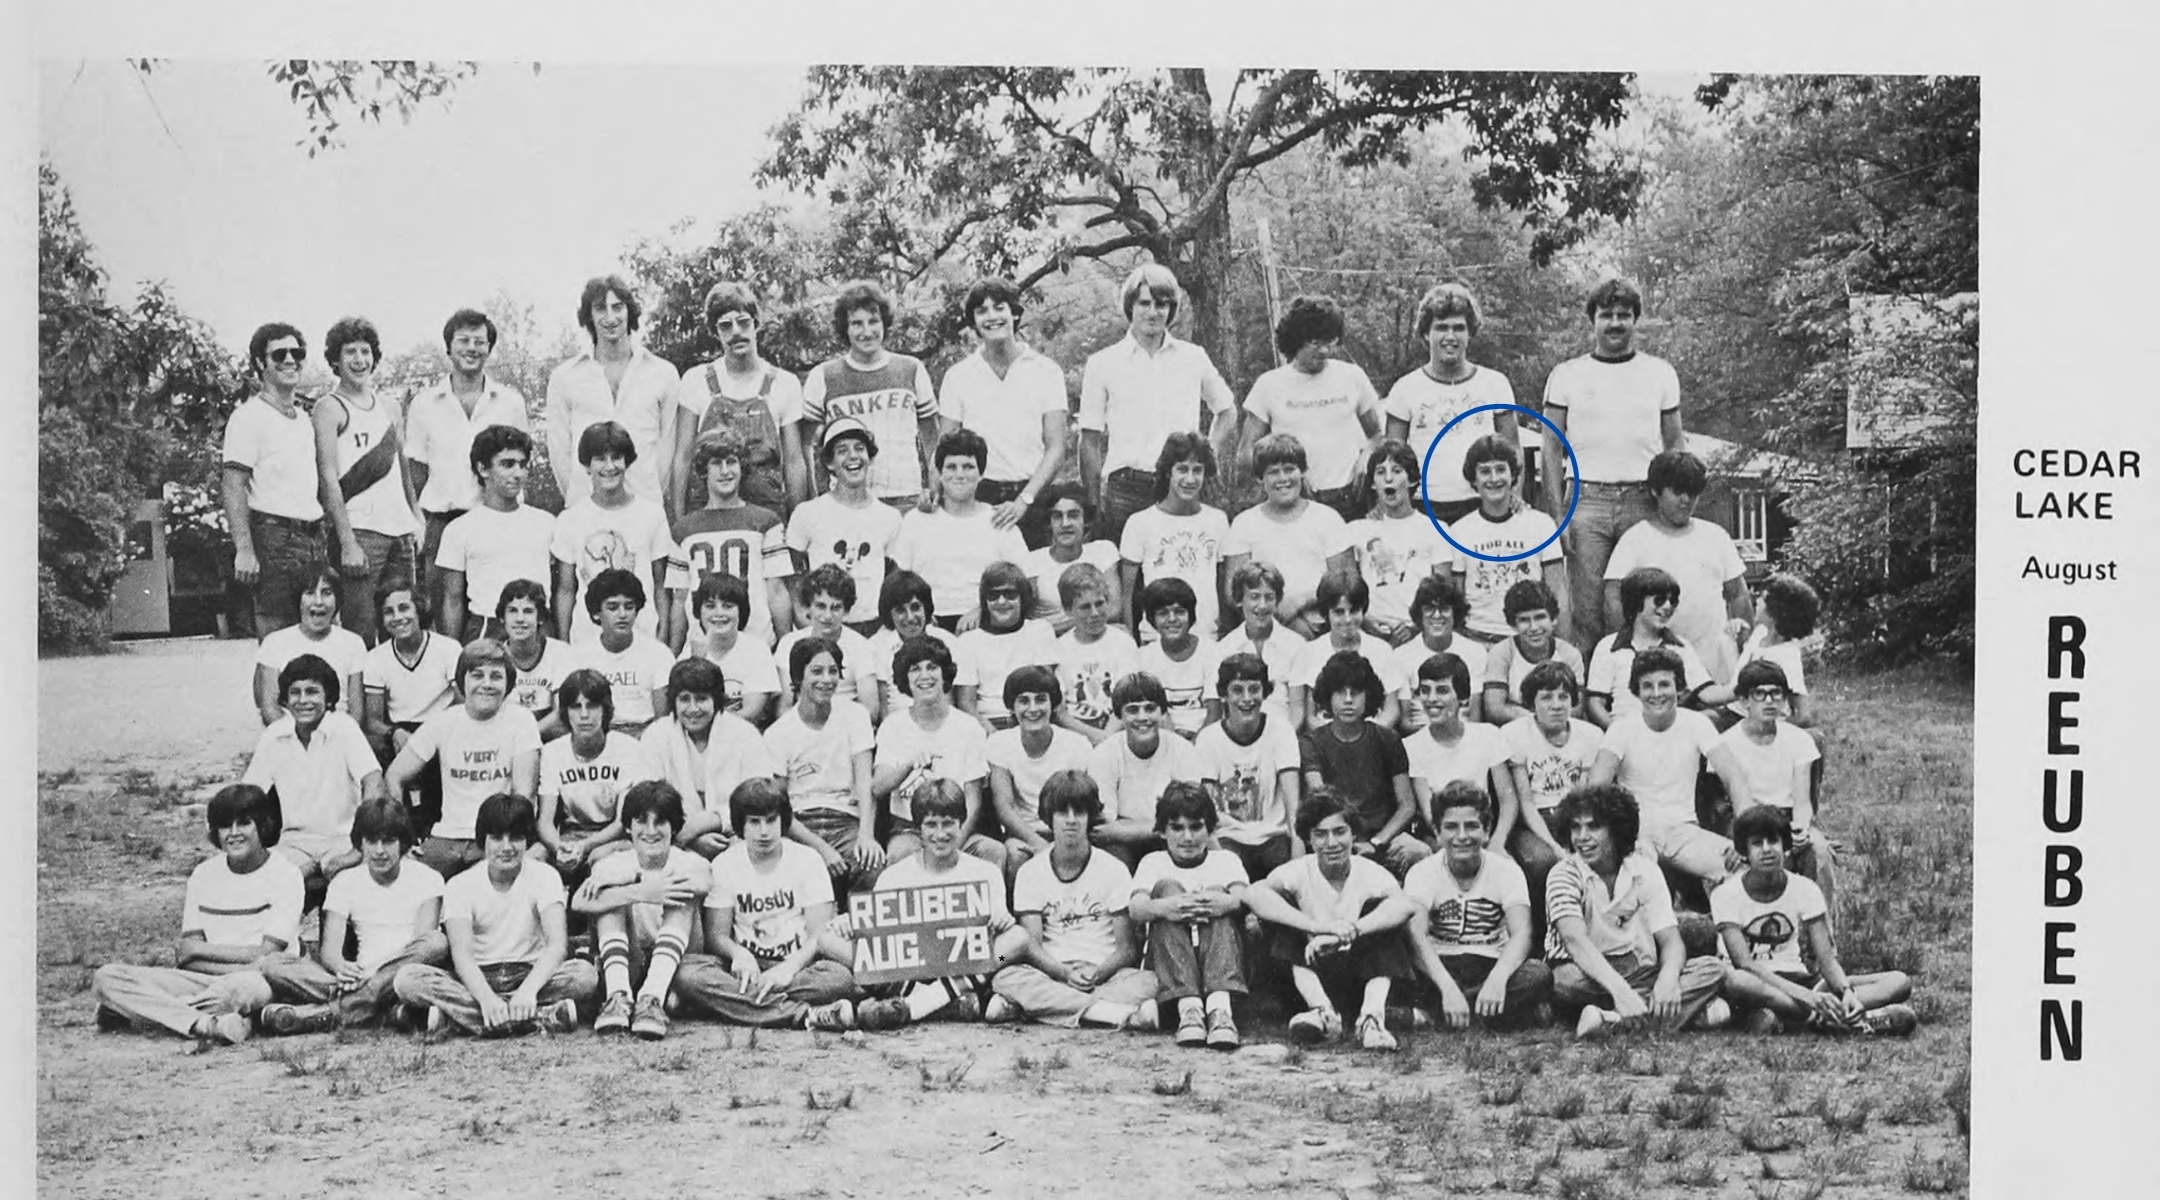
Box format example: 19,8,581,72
1394,781,1553,1032
989,770,1161,1029
1712,806,1916,1036
1127,782,1250,1050
392,793,598,1036
574,781,714,1040
672,778,861,1031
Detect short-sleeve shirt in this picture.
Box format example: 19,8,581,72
405,705,543,840
504,638,576,720
1026,541,1121,629
1403,850,1529,958
1242,360,1381,492
538,730,655,833
442,858,565,967
939,347,1069,484
1395,637,1490,728
1503,715,1603,812
891,507,1032,620
255,624,367,686
587,846,713,947
242,712,379,843
775,626,880,709
707,841,834,967
763,700,874,815
221,395,322,521
1078,334,1234,476
1225,502,1352,611
803,354,939,502
1728,628,1808,720
1449,507,1564,639
434,504,557,621
1544,849,1675,963
183,853,305,951
324,860,445,973
1606,517,1747,685
1348,514,1452,630
875,708,991,824
1194,716,1300,845
680,635,783,714
784,495,902,625
572,635,675,732
1131,848,1249,902
551,497,681,647
365,632,462,725
697,716,783,827
404,377,530,514
1710,871,1828,974
1291,636,1403,701
1540,351,1681,485
1052,626,1141,728
1263,855,1400,925
1585,632,1713,724
1599,709,1721,830
1404,721,1514,796
1013,850,1132,966
1119,504,1230,641
1481,637,1584,709
958,621,1063,724
1383,366,1517,505
986,726,1095,834
1088,732,1211,825
1297,722,1409,837
1718,721,1821,825
1134,636,1221,737
671,503,794,646
1216,625,1301,721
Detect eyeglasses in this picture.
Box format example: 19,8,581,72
1746,688,1789,702
1648,595,1679,609
266,348,305,365
713,316,756,333
987,589,1022,601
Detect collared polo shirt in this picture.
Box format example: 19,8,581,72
1544,849,1676,963
240,711,379,843
405,376,531,513
1078,334,1233,475
544,344,683,503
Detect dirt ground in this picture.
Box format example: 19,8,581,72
36,644,1973,1199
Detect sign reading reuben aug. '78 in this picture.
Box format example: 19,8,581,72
847,881,996,985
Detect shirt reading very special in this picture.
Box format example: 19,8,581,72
405,705,542,840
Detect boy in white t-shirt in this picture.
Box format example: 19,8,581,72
1050,563,1138,743
1395,782,1552,1030
1215,561,1300,724
252,569,367,726
1500,659,1597,924
1718,661,1833,907
1222,432,1356,633
889,428,1032,624
1479,580,1584,728
1128,782,1250,1049
434,424,556,641
763,634,884,890
1288,572,1404,732
1403,653,1520,863
1447,434,1567,642
1585,568,1731,729
573,782,713,1040
1604,450,1751,688
1589,646,1755,897
572,568,676,736
1393,574,1488,731
775,565,883,724
242,654,383,915
1134,576,1221,739
679,573,781,728
1712,807,1914,1036
364,579,461,773
392,794,598,1036
987,665,1095,879
874,635,1005,871
551,420,682,648
641,656,779,857
386,640,543,878
535,668,656,881
866,569,982,723
1087,673,1211,868
1195,652,1302,881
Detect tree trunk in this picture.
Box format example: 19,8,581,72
1183,193,1236,386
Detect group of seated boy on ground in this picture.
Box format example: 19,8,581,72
91,373,1916,1050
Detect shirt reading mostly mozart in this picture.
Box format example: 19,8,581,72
803,354,939,502
707,841,833,967
1013,851,1133,967
442,857,564,967
404,705,542,840
1403,850,1530,958
325,859,445,974
671,504,794,646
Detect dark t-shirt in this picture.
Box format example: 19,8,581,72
1298,721,1410,838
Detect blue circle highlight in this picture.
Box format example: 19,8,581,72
1417,403,1578,563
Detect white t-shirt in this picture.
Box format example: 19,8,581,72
1119,504,1230,641
1077,334,1235,476
183,853,305,950
365,632,462,725
1013,851,1133,967
1027,541,1121,629
958,621,1062,723
1404,850,1530,958
1383,365,1517,505
670,505,795,647
552,497,681,646
1348,513,1451,630
986,726,1095,832
1449,507,1564,639
875,707,990,824
1599,709,1721,831
1242,359,1381,492
1541,351,1681,485
1053,626,1141,728
784,495,902,625
1503,715,1604,812
572,635,676,732
865,624,978,700
763,700,874,815
1135,636,1221,737
1404,721,1514,796
775,626,880,710
325,860,446,973
1728,627,1808,719
404,704,543,840
1216,625,1302,721
1193,716,1300,845
939,347,1070,484
1718,721,1821,827
1606,517,1747,686
707,841,834,967
1088,732,1211,825
1585,633,1715,724
1131,848,1249,901
221,395,322,520
442,858,564,967
1481,637,1583,710
1224,502,1352,611
636,712,777,822
1394,636,1489,728
241,712,378,844
1710,871,1828,974
1263,855,1401,925
539,730,655,833
891,506,1033,620
255,624,367,693
681,635,783,715
435,504,557,621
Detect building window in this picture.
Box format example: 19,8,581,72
1734,489,1769,561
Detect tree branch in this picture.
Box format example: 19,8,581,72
1015,232,1160,293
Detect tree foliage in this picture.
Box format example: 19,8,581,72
132,59,481,156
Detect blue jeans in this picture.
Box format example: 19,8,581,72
338,527,418,647
1560,481,1654,650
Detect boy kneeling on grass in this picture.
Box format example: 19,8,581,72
1244,788,1417,1052
1395,781,1553,1032
92,784,304,1047
392,793,597,1037
1712,806,1916,1037
1545,782,1728,1039
1128,782,1250,1049
573,780,713,1040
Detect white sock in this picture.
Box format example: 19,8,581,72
638,932,686,1003
904,981,954,1021
1360,976,1391,1023
597,936,632,998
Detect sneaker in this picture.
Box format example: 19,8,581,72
593,991,633,1036
857,997,912,1032
543,998,584,1035
942,991,983,1023
259,1003,338,1037
982,995,1018,1025
1205,1007,1240,1050
629,996,667,1040
196,1012,251,1046
1859,1003,1919,1038
1575,1006,1609,1040
1126,999,1161,1033
1742,1007,1784,1036
804,999,856,1032
1693,998,1733,1030
1174,1007,1208,1048
1358,1014,1398,1052
94,1004,130,1033
1287,1007,1333,1045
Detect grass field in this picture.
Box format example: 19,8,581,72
35,657,1971,1199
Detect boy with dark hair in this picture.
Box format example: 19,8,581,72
407,309,528,606
1216,560,1299,723
875,635,1004,870
988,665,1094,878
802,280,940,509
1501,660,1598,927
553,420,683,649
891,428,1032,624
387,639,542,877
1128,782,1249,1048
1585,567,1729,728
1237,295,1382,521
92,785,304,1045
242,652,384,906
1244,788,1415,1050
574,781,713,1039
546,275,683,515
1134,575,1221,739
224,322,329,638
677,573,780,727
991,770,1161,1028
1404,653,1520,866
1712,807,1915,1036
1605,449,1752,687
536,668,656,878
1396,782,1552,1030
670,281,810,516
775,563,882,722
1195,652,1303,880
1448,433,1567,644
673,778,860,1030
1545,783,1726,1038
1731,573,1820,726
1391,573,1485,729
392,793,597,1036
1480,579,1585,727
1289,571,1404,731
1717,661,1832,902
436,424,555,641
1086,672,1211,868
1590,647,1754,892
785,417,903,628
669,428,796,652
1298,651,1425,877
642,655,778,858
571,567,675,736
764,635,883,887
942,278,1071,546
867,569,982,719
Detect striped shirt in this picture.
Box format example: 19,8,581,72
1544,850,1674,964
182,853,305,951
1403,850,1530,959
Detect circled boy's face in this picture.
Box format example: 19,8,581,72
1473,459,1516,507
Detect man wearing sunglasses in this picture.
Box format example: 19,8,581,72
223,323,333,637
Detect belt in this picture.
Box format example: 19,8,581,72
1108,467,1154,481
253,512,323,533
1578,480,1647,494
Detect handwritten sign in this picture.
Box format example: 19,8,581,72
847,880,996,985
